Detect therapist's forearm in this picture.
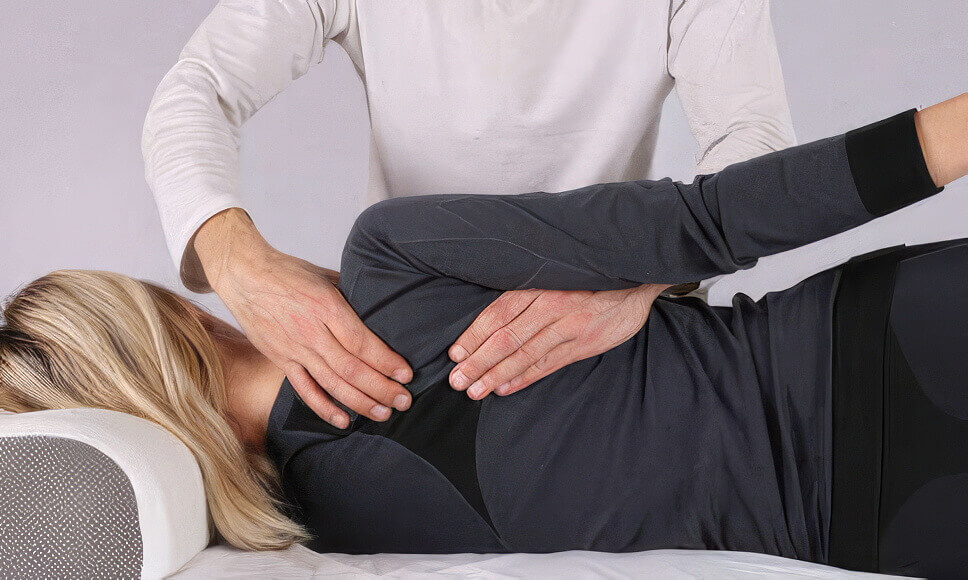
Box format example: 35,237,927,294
915,93,968,188
143,0,334,292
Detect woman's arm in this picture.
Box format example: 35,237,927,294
346,96,965,293
915,93,968,188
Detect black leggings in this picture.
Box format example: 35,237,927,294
830,239,968,579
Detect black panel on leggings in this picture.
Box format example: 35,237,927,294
878,327,968,579
829,240,968,578
844,108,943,216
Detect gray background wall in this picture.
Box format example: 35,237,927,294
1,1,966,318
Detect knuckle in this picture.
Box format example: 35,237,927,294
309,334,333,355
478,314,502,333
532,291,556,308
481,371,505,388
467,326,489,345
368,379,398,403
282,360,304,376
329,379,363,407
543,325,568,345
495,327,524,350
305,291,336,316
508,379,530,394
583,326,604,344
458,362,479,380
339,359,363,383
533,352,556,373
378,389,401,407
517,341,543,362
495,296,523,318
343,326,367,353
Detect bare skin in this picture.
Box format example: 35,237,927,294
199,93,968,431
447,283,672,400
915,92,968,187
196,307,285,454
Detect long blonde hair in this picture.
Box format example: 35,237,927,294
0,270,308,550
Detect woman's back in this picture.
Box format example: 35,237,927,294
266,263,836,560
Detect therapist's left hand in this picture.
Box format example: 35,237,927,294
448,283,671,400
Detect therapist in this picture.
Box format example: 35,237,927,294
142,0,796,428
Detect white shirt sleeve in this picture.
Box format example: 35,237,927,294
668,0,797,175
141,0,350,292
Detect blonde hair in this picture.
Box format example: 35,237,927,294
0,270,309,550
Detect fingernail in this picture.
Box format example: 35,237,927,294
332,414,349,429
392,369,411,384
393,394,411,411
495,382,511,396
450,345,468,363
451,370,469,390
467,381,486,399
371,404,391,420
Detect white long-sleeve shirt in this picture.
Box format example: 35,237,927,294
142,0,796,292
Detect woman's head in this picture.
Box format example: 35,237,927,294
0,270,307,550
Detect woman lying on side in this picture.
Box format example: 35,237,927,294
1,93,966,578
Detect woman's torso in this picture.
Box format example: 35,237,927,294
266,270,837,560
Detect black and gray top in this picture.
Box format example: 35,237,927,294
265,110,942,563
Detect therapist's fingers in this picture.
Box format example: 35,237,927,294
449,289,592,392
326,292,414,387
309,322,412,415
495,340,580,398
449,289,543,363
295,348,397,424
449,310,555,392
208,244,414,428
464,325,574,400
283,364,350,428
457,284,669,400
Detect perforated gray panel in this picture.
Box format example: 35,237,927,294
0,436,142,579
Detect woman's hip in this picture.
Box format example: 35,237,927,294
829,239,968,578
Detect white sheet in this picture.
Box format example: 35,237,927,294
170,545,902,579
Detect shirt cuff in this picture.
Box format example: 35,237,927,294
844,108,944,216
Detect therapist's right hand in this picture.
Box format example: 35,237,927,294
194,208,413,429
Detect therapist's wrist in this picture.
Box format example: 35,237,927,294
193,208,275,292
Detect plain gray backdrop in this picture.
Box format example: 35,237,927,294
1,1,966,319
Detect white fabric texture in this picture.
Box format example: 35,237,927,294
0,409,209,580
170,545,901,579
142,0,796,292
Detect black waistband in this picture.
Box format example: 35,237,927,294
828,245,900,571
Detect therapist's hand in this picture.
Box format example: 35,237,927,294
195,209,413,429
448,283,671,400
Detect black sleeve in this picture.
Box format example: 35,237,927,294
342,109,943,292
